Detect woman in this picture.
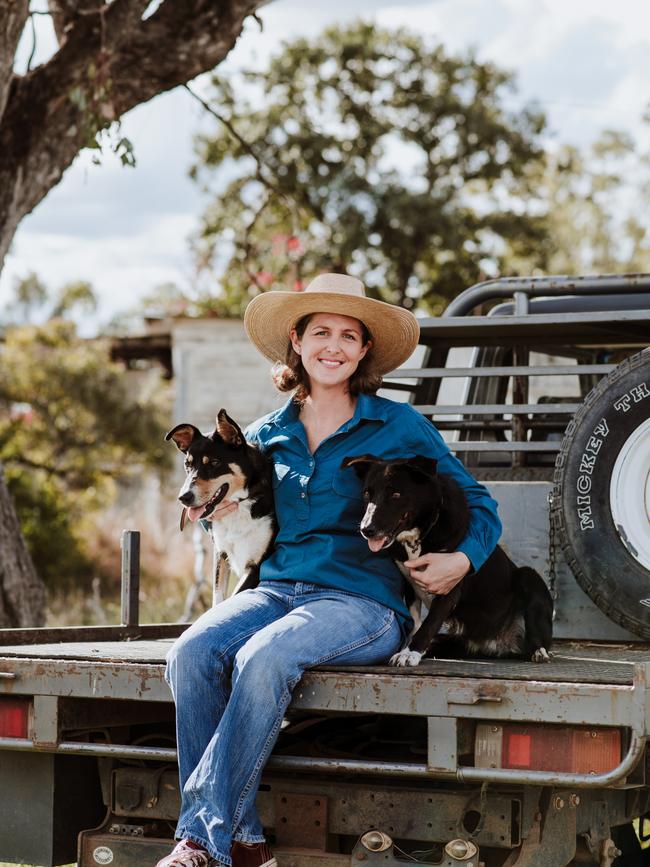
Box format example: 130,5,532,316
158,273,502,867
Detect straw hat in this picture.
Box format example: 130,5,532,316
243,273,420,376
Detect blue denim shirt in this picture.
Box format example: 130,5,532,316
246,393,502,636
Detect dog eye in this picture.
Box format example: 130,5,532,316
210,459,221,466
391,492,401,500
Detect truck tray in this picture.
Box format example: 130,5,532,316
1,637,647,685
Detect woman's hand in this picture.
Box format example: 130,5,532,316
403,551,471,595
204,499,239,521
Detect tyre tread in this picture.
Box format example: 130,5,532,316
551,348,650,637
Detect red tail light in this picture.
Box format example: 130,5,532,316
0,697,32,738
475,723,621,774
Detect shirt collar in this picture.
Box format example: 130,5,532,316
274,392,387,431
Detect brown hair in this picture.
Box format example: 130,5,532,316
271,314,383,401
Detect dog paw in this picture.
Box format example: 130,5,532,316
389,649,424,667
531,647,551,663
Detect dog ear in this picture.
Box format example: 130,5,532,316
404,455,438,480
165,424,202,452
341,454,384,478
215,409,245,447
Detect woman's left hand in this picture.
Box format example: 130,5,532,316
403,551,471,596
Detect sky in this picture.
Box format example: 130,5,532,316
3,0,650,333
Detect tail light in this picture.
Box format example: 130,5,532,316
475,722,621,774
0,696,32,738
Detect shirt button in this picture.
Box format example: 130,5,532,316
300,492,306,499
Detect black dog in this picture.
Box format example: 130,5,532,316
342,454,553,667
166,410,275,600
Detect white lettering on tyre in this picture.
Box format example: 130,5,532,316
614,382,650,413
575,417,610,531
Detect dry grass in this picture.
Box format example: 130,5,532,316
45,475,214,626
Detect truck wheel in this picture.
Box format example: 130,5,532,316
553,349,650,638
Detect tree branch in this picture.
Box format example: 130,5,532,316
0,0,29,121
47,0,103,47
185,81,298,224
110,0,262,114
0,0,267,271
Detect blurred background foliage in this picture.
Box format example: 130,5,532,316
189,22,549,315
0,276,172,602
182,22,650,318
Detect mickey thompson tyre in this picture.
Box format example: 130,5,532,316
552,348,650,638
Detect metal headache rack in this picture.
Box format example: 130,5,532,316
383,275,650,479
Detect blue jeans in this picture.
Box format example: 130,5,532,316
165,580,402,865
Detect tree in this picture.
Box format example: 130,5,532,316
0,466,45,628
532,130,650,275
0,0,267,274
0,278,172,625
104,280,193,334
2,271,98,328
190,21,548,315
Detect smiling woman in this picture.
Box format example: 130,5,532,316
157,272,502,867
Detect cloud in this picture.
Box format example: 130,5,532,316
379,0,650,145
3,210,197,333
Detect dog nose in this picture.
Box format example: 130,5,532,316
362,523,379,538
178,491,194,505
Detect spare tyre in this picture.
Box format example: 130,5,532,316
553,348,650,638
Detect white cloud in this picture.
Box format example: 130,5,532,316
3,209,197,333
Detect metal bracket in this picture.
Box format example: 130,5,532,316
502,792,577,866
274,792,328,850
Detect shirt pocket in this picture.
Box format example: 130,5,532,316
272,462,291,489
271,462,295,516
328,469,365,533
331,466,363,500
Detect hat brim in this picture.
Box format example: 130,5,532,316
244,291,420,376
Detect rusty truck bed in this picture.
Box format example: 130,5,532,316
1,636,648,687
0,633,650,692
3,634,650,789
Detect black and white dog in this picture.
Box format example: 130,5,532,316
342,454,553,667
166,410,275,600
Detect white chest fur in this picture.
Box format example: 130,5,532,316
209,497,273,577
396,528,434,607
396,528,422,560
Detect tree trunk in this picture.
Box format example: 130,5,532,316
0,467,46,627
0,0,265,271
